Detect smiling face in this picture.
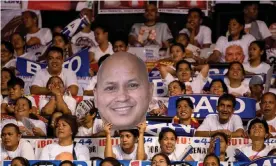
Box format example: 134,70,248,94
210,81,224,96
94,52,153,129
159,132,176,155
217,100,234,123
227,63,244,81
168,81,184,97
176,100,193,121
187,11,201,28
228,19,244,36
14,98,31,121
47,51,63,73
249,123,267,140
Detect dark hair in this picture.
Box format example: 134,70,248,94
203,153,220,165
176,60,192,73
248,118,269,135
211,132,228,143
268,148,276,156
242,1,259,9
22,11,38,26
7,77,25,89
53,32,69,45
2,123,20,135
169,80,186,91
176,33,190,42
11,157,30,166
100,157,121,166
218,94,236,108
47,46,64,58
1,68,16,80
56,115,78,139
250,41,267,62
188,8,204,19
119,129,139,138
228,15,246,41
10,32,25,43
112,38,128,47
98,54,111,67
261,92,276,102
46,76,64,89
176,97,194,109
59,160,75,166
170,43,185,53
151,153,171,166
1,41,14,54
16,96,32,109
226,61,246,76
209,79,228,94
94,24,109,33
158,128,177,142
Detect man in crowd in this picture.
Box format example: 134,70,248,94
260,92,276,133
225,45,245,63
128,3,173,48
30,46,79,96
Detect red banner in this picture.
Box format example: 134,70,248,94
98,0,146,14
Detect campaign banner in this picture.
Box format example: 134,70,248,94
16,49,90,77
1,0,21,9
157,0,209,14
145,123,194,137
21,1,81,11
244,156,276,166
98,0,147,14
3,160,92,166
167,94,256,119
128,47,162,62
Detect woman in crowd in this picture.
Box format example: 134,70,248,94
1,97,46,137
100,157,121,166
1,123,35,160
158,128,193,161
104,122,147,160
208,79,228,96
225,62,249,97
243,41,270,74
39,115,90,160
47,111,63,137
151,153,171,166
1,41,16,69
39,76,77,116
203,153,220,166
240,118,272,160
168,80,186,97
1,68,16,98
11,157,30,166
209,15,255,63
172,97,199,129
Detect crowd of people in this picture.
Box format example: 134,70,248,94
1,1,276,166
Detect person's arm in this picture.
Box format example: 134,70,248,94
194,130,214,137
55,94,72,115
32,127,46,137
92,131,106,137
1,103,11,114
104,123,116,158
207,50,221,63
136,121,147,160
231,128,245,138
83,90,94,96
26,37,41,46
128,35,140,46
30,85,51,95
41,97,56,115
194,116,212,137
89,51,97,64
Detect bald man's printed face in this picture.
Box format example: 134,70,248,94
225,45,245,63
94,53,153,129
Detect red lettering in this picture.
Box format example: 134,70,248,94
244,138,249,144
232,139,237,145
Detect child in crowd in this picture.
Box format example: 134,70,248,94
112,38,128,53
176,33,201,58
243,41,271,74
1,77,37,114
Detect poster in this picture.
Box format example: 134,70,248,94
98,0,147,14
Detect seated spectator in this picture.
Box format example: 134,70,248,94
1,123,35,160
100,157,121,166
157,128,193,161
179,8,211,48
1,77,37,114
104,122,147,160
112,38,128,53
1,68,16,98
176,33,201,58
240,118,272,160
243,1,274,48
128,3,172,48
39,76,77,116
1,97,47,137
243,41,270,74
83,54,110,96
11,157,30,166
248,76,264,116
151,153,171,166
22,11,52,50
53,25,63,34
71,8,97,48
203,153,220,166
208,15,255,63
259,92,276,133
1,41,16,69
164,60,209,94
88,24,113,64
206,132,233,162
172,97,199,129
168,80,186,97
224,45,245,63
30,46,79,96
47,111,63,137
195,94,245,137
39,115,90,160
59,160,75,166
207,79,228,96
225,62,249,97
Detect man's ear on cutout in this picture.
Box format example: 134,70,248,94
93,89,98,108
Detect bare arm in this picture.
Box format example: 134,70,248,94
136,122,147,160
128,35,140,46
1,103,8,114
55,94,71,115
104,123,116,158
207,50,221,63
41,97,56,115
194,131,213,137
83,90,94,96
231,129,245,138
30,85,51,95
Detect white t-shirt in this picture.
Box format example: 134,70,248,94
245,20,272,40
227,83,249,96
38,95,77,115
243,62,271,74
240,144,272,160
197,114,243,132
3,59,17,69
113,144,138,160
84,75,97,91
186,43,201,56
179,25,212,48
71,31,97,48
129,22,173,47
26,28,52,50
76,118,104,136
1,140,35,160
2,96,37,108
31,68,78,88
1,118,47,136
39,142,90,160
88,42,113,62
266,116,276,133
214,34,256,62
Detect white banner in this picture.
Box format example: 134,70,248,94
1,0,21,9
98,0,146,14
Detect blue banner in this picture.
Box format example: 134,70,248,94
167,94,256,119
145,123,194,137
3,160,91,166
16,49,89,77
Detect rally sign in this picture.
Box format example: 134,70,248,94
98,0,146,14
16,49,90,77
3,160,92,166
167,94,256,119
